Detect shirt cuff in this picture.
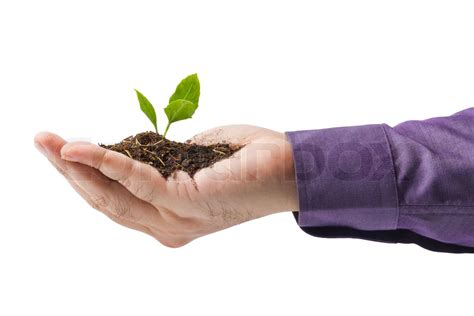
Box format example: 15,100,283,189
286,124,399,231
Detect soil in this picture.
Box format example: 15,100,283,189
99,132,242,178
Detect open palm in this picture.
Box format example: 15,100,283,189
35,125,297,247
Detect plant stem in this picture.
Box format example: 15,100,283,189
163,122,171,138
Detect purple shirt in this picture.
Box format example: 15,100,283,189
286,108,474,253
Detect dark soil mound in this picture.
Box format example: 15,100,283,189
99,132,242,178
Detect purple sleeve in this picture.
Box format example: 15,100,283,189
286,108,474,251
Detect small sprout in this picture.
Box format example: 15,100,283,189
135,74,200,138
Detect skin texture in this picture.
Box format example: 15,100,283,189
34,125,298,248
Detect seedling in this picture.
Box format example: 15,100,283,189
134,73,200,138
100,73,241,178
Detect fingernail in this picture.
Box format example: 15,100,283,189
35,142,47,156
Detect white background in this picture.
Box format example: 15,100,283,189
1,0,474,315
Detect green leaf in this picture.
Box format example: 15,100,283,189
135,89,158,133
164,99,198,123
163,99,197,137
169,73,200,106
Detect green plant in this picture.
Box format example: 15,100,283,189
135,73,200,137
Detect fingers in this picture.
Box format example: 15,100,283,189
60,142,168,205
72,165,160,227
34,132,160,230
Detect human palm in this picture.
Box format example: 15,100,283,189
34,125,297,247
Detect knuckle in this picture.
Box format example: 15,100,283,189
95,149,108,170
120,177,133,190
141,186,156,204
121,177,156,204
172,181,196,205
89,195,109,210
110,199,131,220
182,182,197,202
131,180,145,196
120,158,135,179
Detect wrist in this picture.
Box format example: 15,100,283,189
260,134,298,214
281,136,298,212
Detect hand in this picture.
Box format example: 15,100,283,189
34,125,298,248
